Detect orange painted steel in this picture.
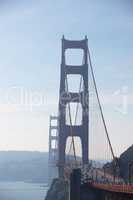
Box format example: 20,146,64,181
89,182,133,194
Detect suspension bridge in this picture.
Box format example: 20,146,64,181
48,36,133,200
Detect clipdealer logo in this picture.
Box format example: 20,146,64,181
111,86,128,115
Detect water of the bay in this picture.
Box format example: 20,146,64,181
0,181,48,200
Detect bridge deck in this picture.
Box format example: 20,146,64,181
89,183,133,194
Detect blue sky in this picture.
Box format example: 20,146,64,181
0,0,132,157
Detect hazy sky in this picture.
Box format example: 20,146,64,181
0,0,133,157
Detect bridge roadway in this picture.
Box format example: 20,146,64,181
89,182,133,194
81,167,133,199
79,182,133,200
87,168,133,192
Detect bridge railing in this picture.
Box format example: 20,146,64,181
80,164,126,186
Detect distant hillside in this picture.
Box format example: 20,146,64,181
1,147,132,184
0,151,48,162
0,151,49,183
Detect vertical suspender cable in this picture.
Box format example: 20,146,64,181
67,54,85,158
68,76,82,156
87,47,115,161
65,77,77,162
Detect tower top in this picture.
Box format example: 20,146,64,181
61,35,88,50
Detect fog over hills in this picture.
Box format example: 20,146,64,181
0,146,132,183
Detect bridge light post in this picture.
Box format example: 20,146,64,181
103,167,106,181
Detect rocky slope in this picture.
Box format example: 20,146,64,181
45,178,69,200
119,145,133,181
103,145,133,182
